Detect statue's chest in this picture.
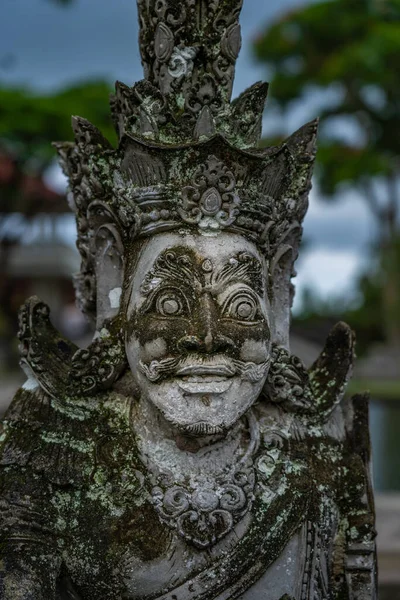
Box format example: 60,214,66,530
60,486,171,596
62,474,255,598
59,443,315,600
117,510,255,600
63,497,313,600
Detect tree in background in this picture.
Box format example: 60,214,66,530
0,80,115,178
254,0,400,347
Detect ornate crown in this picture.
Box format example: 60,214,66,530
55,0,318,320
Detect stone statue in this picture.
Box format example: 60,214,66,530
0,1,377,598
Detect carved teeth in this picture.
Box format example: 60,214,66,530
176,365,235,377
181,376,228,383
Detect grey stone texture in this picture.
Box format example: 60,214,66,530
0,1,377,598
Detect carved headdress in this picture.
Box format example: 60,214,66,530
55,0,318,322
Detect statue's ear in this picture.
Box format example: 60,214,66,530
268,120,318,349
269,224,300,349
94,222,124,330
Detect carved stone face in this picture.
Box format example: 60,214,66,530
125,232,271,436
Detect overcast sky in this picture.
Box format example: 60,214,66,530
0,0,376,311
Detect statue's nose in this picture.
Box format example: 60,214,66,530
177,293,235,354
177,332,235,354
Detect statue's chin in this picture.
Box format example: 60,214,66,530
142,375,261,437
155,400,231,437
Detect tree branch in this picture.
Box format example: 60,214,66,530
386,172,399,238
360,179,383,222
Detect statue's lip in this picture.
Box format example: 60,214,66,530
177,378,233,394
175,365,235,377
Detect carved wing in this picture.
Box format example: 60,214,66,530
17,296,127,398
18,296,78,398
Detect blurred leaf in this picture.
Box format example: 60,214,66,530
316,142,390,194
255,0,400,346
0,80,116,169
254,0,400,193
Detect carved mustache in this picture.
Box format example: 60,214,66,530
139,353,270,384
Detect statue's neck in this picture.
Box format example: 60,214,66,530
131,397,257,485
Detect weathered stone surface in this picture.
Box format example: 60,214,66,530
0,1,377,598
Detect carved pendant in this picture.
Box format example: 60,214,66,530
151,465,255,549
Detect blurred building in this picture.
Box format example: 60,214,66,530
0,151,89,372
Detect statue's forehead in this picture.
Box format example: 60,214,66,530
132,231,265,274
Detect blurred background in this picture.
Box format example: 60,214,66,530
0,0,399,594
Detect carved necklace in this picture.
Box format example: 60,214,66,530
149,412,260,550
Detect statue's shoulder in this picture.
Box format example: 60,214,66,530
1,382,52,463
0,378,133,489
0,294,135,487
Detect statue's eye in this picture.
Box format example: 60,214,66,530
221,290,261,322
154,290,186,317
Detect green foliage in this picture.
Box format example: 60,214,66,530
255,0,400,346
0,81,116,170
254,0,400,195
342,267,386,354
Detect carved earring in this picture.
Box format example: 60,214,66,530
93,223,125,330
263,343,313,413
268,222,302,349
264,322,355,417
64,207,130,396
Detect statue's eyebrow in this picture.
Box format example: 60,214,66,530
211,253,264,296
211,252,264,296
140,248,200,296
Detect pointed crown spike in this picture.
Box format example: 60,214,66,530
55,0,318,320
137,0,243,103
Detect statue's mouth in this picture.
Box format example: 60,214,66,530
176,365,235,377
175,366,235,394
139,356,269,384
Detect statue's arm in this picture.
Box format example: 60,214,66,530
0,386,62,599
